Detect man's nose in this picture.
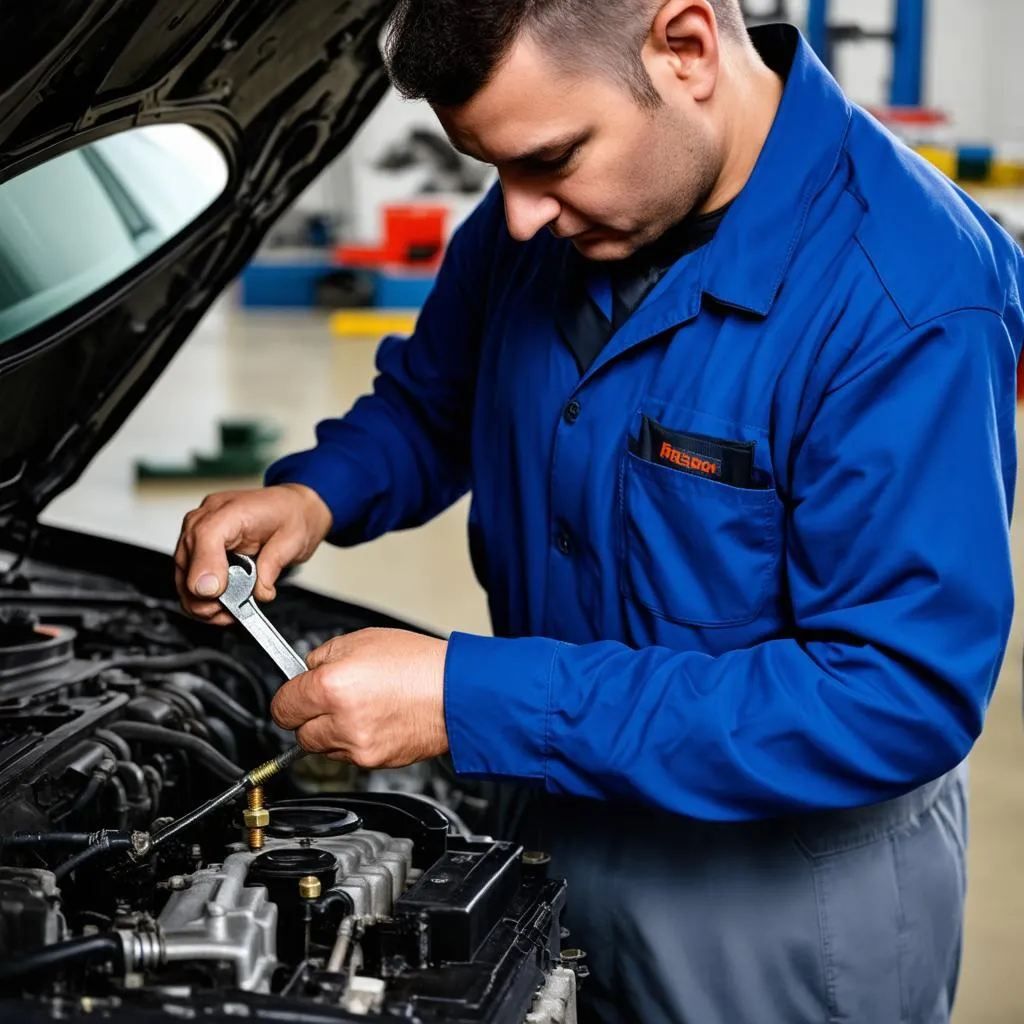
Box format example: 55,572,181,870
502,182,561,243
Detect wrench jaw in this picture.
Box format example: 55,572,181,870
218,552,309,682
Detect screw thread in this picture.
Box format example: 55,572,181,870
247,786,263,810
247,759,279,787
248,828,264,849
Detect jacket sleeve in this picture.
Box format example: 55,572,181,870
264,185,502,546
443,308,1020,821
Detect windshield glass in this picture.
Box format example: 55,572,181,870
0,124,228,345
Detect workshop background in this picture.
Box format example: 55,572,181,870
39,3,1024,1021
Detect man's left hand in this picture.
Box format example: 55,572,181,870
270,628,449,768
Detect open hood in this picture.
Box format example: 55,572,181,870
0,0,394,527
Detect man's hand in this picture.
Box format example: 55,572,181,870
271,628,449,769
175,484,333,624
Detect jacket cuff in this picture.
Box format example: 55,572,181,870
443,632,560,781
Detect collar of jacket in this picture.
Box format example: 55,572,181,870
700,24,854,317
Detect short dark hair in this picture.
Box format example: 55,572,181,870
383,0,746,110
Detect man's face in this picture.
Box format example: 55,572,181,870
437,33,722,261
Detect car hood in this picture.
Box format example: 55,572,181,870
0,0,394,528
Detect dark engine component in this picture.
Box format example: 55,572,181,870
0,868,63,956
0,569,579,1024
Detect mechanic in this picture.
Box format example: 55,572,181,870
175,2,1024,1022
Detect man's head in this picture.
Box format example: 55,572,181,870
384,0,769,260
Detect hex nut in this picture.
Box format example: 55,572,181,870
242,808,270,828
298,875,322,900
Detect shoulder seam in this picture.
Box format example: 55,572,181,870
853,232,1003,330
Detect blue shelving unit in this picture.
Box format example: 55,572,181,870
805,0,926,108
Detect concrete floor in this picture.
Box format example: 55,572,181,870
45,300,1024,1022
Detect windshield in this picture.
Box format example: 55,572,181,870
0,124,228,345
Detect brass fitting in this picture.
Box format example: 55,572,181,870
298,875,321,900
245,786,268,850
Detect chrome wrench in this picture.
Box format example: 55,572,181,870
219,552,308,681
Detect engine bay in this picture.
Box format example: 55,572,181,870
0,542,577,1023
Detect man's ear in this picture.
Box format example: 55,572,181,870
645,0,721,102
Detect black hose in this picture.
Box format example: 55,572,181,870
105,776,129,830
94,728,131,762
108,722,243,783
203,716,239,764
0,933,124,987
53,759,116,824
169,676,264,735
115,761,152,821
141,765,163,815
0,832,95,850
108,650,267,717
53,832,134,883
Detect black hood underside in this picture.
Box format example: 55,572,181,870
0,0,394,527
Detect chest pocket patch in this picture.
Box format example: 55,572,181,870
620,418,783,628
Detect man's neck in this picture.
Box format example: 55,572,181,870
700,49,785,214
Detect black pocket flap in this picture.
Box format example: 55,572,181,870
629,416,756,488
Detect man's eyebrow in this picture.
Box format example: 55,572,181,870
446,132,586,166
501,133,587,165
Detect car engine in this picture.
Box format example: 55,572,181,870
0,550,578,1023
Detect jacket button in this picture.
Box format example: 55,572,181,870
564,400,581,425
556,530,573,556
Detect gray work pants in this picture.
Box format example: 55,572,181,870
519,765,968,1024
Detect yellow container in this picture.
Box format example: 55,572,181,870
915,145,958,180
330,310,419,338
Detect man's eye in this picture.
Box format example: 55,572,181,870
546,146,579,172
526,145,580,176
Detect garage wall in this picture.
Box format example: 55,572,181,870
781,0,1024,145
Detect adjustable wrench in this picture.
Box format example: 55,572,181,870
219,552,308,681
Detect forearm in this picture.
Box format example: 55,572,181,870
443,628,1000,821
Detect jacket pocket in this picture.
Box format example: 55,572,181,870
620,449,781,627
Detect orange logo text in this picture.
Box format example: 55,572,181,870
659,441,720,477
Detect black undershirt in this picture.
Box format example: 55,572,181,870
557,202,731,375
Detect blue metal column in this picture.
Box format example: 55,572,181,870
806,0,830,67
891,0,926,106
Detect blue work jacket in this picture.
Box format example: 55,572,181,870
268,26,1024,823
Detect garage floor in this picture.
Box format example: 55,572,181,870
45,300,1024,1022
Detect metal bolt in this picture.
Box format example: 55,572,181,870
522,851,551,866
298,875,321,900
246,786,267,850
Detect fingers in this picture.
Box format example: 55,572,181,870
254,531,299,604
305,634,353,670
296,715,347,756
271,668,334,731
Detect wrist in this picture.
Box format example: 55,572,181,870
279,483,334,542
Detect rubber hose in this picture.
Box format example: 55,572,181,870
0,933,124,987
170,676,263,735
115,761,152,820
141,765,163,814
108,650,267,717
0,832,95,850
108,722,243,783
94,728,131,762
53,760,115,824
105,776,129,830
53,833,134,883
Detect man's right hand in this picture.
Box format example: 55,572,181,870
174,483,333,625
